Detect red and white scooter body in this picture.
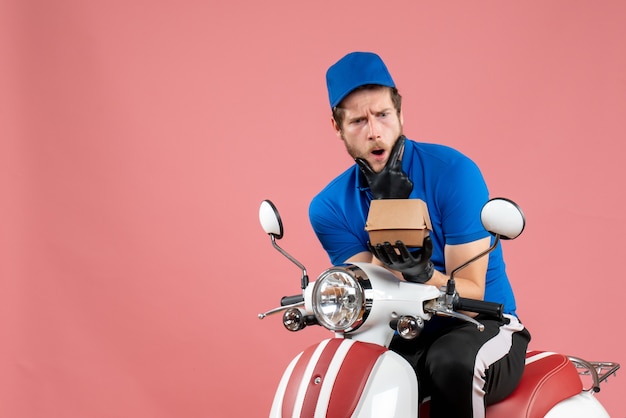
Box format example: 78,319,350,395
270,345,613,418
269,262,435,417
270,338,417,418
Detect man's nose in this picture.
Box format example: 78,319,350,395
367,119,381,139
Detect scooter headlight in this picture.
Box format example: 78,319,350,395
311,265,369,332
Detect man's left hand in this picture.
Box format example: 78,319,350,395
356,135,413,199
368,236,434,283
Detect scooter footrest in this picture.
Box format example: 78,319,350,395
486,350,583,418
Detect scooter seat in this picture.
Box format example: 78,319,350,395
485,350,583,418
419,351,583,417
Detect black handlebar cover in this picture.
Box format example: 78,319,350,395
281,294,304,306
455,297,504,320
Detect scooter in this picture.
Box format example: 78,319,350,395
258,198,620,417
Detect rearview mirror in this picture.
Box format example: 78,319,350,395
481,198,525,240
259,199,283,239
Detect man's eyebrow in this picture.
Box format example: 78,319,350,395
346,106,394,122
346,113,365,122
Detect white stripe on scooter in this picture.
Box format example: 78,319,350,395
314,339,355,418
291,339,332,417
525,351,557,365
290,339,356,418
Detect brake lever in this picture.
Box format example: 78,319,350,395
424,295,485,331
429,306,485,331
258,301,305,320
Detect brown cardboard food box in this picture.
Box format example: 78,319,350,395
365,199,432,247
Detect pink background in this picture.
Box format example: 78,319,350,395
2,1,625,417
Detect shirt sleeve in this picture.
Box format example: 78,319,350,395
309,194,369,265
436,154,491,245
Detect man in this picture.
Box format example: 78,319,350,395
308,51,531,418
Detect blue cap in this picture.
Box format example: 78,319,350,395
326,52,396,108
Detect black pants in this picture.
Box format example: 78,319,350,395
389,314,531,418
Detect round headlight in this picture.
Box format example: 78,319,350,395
311,266,367,332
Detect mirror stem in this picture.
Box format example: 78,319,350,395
271,235,309,290
448,235,500,285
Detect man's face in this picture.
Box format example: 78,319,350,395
333,87,403,173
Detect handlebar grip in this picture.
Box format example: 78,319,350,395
281,294,304,306
455,297,504,320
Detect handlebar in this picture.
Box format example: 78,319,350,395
454,297,504,321
281,294,304,306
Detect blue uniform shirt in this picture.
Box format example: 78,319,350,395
309,138,517,316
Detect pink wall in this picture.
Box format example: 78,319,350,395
2,1,625,416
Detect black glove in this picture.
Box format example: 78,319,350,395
356,135,413,199
368,236,434,283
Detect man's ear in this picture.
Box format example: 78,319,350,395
331,117,342,138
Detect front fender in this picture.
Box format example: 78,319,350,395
270,338,418,418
